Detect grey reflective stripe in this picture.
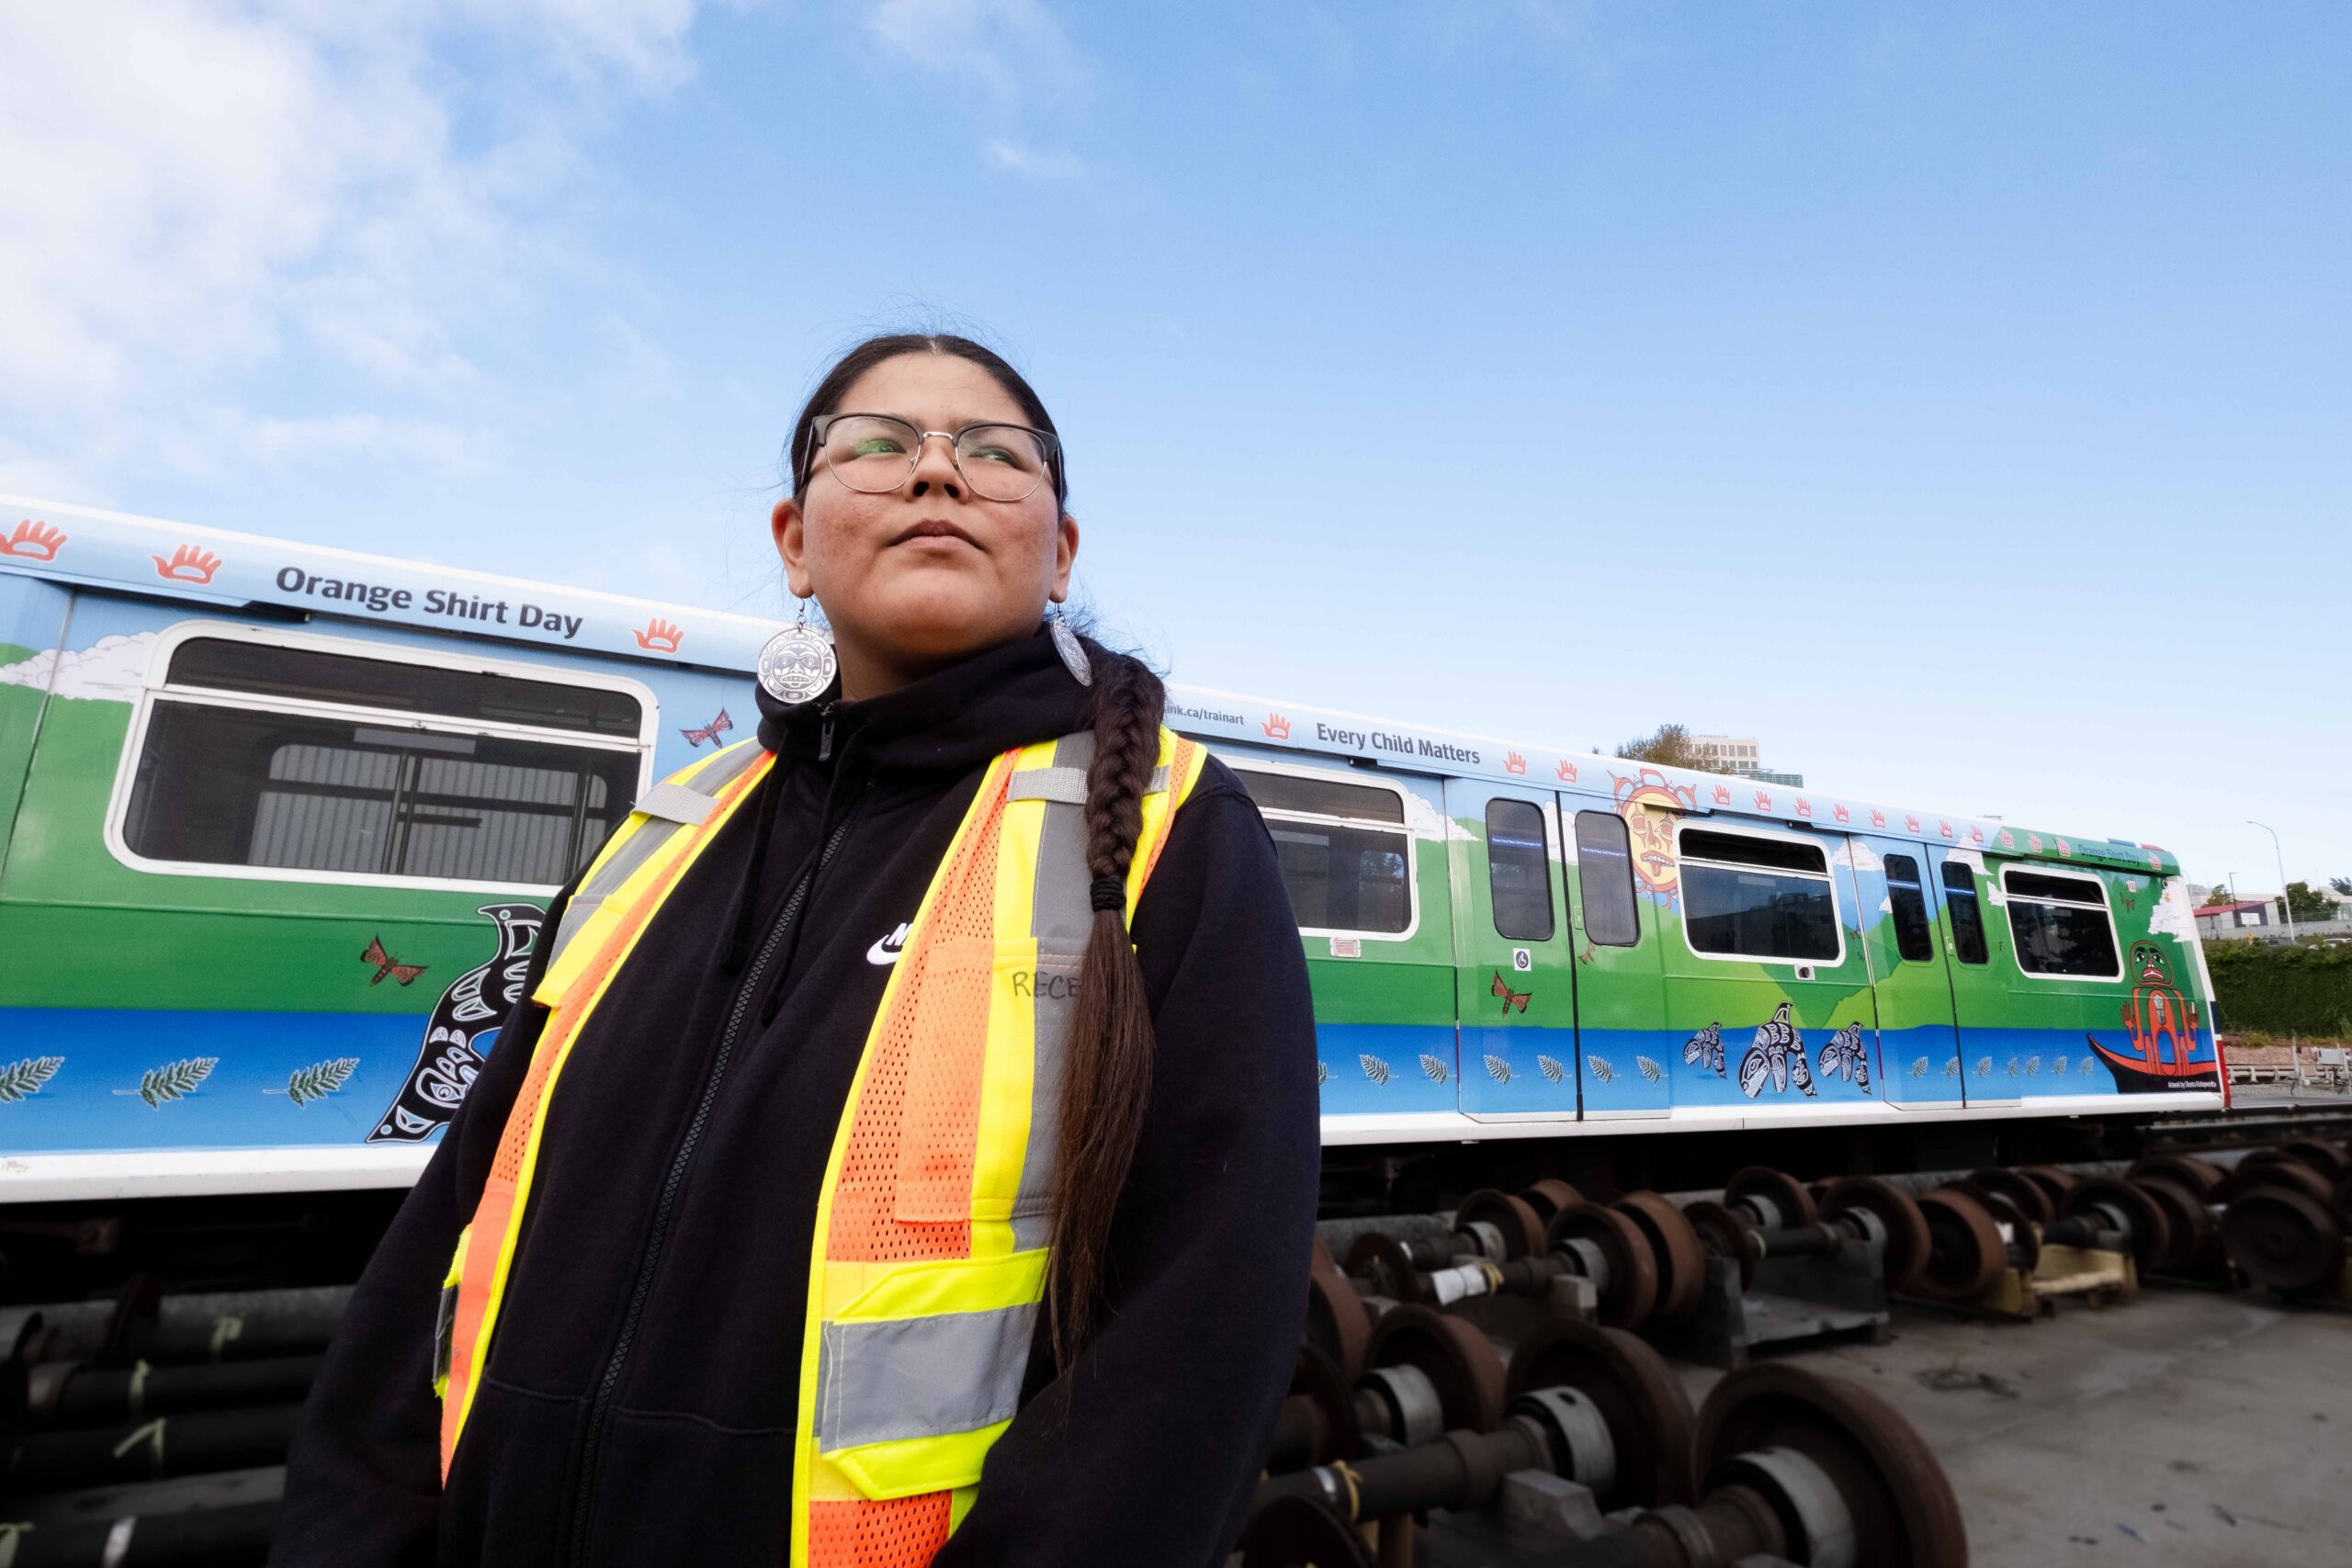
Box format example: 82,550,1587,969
630,781,717,826
542,743,765,972
813,1301,1041,1451
1006,733,1096,1248
688,739,766,795
1005,765,1170,806
543,818,685,970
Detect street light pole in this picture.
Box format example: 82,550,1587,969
2247,820,2298,942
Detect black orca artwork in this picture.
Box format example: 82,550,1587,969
367,902,544,1143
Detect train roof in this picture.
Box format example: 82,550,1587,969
1,495,2177,878
0,494,779,673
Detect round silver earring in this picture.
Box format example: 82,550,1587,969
1047,604,1091,687
757,595,838,705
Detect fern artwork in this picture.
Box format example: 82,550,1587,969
0,1056,64,1103
284,1058,360,1106
133,1057,218,1107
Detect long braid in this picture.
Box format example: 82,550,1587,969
1046,639,1166,1368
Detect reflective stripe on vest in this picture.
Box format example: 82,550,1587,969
435,737,775,1472
795,728,1207,1565
434,726,1210,1568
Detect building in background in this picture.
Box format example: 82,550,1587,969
2195,899,2278,941
1690,735,1804,789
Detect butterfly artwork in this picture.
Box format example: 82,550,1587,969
1816,1022,1870,1091
361,936,428,987
1681,1021,1725,1077
1489,972,1532,1014
1737,1001,1816,1099
680,707,734,748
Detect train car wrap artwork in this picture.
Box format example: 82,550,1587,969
0,497,2222,1201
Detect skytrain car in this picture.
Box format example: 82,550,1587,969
0,498,2224,1212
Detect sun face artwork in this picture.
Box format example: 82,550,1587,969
1611,768,1698,903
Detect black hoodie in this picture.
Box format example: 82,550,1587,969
273,629,1320,1567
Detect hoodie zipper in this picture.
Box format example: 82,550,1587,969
564,773,865,1564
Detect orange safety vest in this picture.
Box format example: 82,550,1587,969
435,726,1209,1566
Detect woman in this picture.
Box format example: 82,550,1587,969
275,333,1321,1566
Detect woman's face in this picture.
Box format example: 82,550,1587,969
773,353,1078,698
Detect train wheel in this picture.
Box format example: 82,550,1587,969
1504,1316,1698,1508
1822,1177,1934,1294
1344,1233,1425,1307
2126,1152,2227,1199
2221,1187,2346,1294
2017,1165,2079,1213
2061,1177,2172,1273
1283,1343,1362,1469
1950,1179,2041,1276
1724,1166,1820,1230
1698,1365,1968,1568
1238,1495,1374,1568
1916,1190,2006,1300
1305,1262,1371,1379
2213,1156,2335,1208
2131,1176,2215,1274
1454,1188,1547,1260
1967,1166,2055,1227
1547,1202,1660,1329
1520,1178,1582,1223
1683,1200,1760,1292
1363,1304,1508,1437
2280,1140,2350,1180
1612,1192,1709,1322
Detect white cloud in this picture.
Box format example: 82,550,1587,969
983,139,1084,181
865,0,1087,104
0,1,720,482
0,632,157,703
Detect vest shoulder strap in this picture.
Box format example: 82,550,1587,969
532,739,768,1007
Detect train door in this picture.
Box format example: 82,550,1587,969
1657,819,1883,1116
1559,798,1669,1120
1443,779,1577,1119
1849,836,1965,1108
1926,849,2018,1106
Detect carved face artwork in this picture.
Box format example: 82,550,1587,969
2130,941,2172,987
1611,769,1697,898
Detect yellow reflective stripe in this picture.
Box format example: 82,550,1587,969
819,1421,1012,1502
790,753,1018,1568
452,751,773,1453
1125,728,1204,917
826,1247,1048,1325
970,741,1057,1249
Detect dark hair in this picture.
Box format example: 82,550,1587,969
785,332,1069,512
789,333,1150,1367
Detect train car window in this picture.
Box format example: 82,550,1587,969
1485,798,1554,941
1574,811,1640,947
121,636,647,887
1940,861,1989,964
2001,867,2121,979
170,637,643,737
1884,853,1934,964
1233,767,1414,935
1679,829,1840,963
1235,769,1406,825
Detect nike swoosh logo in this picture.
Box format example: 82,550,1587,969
866,922,910,965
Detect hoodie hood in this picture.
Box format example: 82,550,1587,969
753,624,1091,778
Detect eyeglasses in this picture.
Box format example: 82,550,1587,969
810,413,1059,504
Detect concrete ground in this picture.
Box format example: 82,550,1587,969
1676,1284,2352,1568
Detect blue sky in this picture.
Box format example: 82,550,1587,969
3,2,2346,893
